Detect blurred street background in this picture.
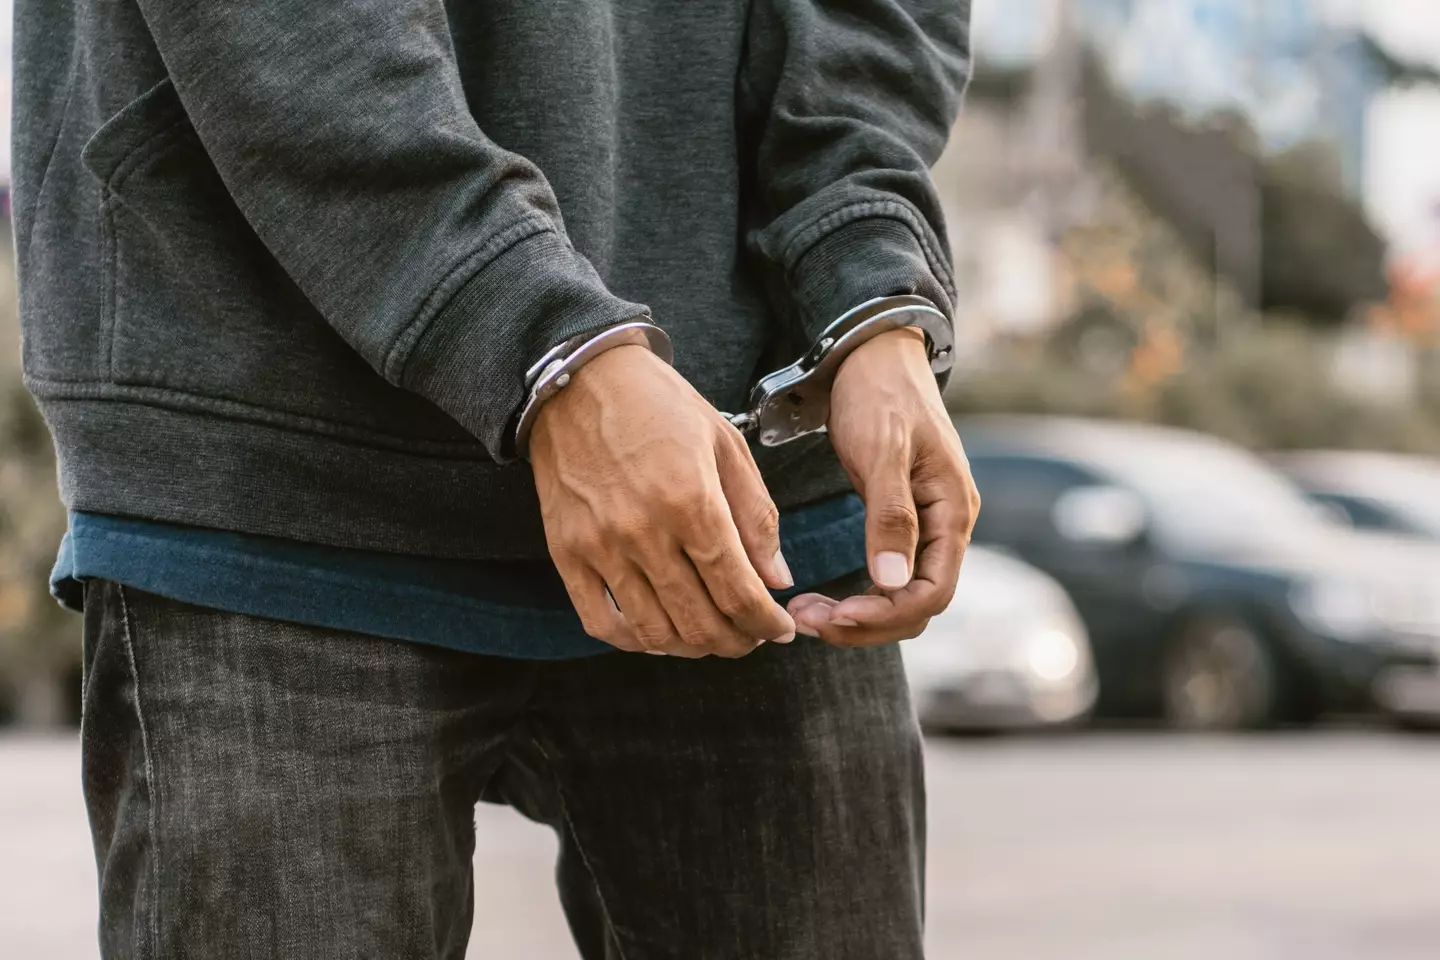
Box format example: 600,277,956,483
8,731,1440,959
5,0,1440,956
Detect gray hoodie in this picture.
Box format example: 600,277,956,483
13,0,970,559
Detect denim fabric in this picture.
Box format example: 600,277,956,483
81,580,925,959
16,0,971,560
52,495,868,659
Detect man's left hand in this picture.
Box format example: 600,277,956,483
788,326,980,646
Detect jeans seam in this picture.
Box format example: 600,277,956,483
528,734,632,960
117,585,160,960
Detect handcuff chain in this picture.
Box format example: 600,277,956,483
725,411,760,434
517,296,954,456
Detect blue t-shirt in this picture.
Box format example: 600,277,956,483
51,495,867,659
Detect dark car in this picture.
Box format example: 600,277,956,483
1274,451,1440,541
957,416,1440,730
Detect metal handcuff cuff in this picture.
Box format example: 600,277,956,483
512,294,955,458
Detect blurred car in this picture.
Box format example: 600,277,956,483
1273,450,1440,541
902,545,1096,732
956,416,1440,731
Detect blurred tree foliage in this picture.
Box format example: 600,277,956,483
0,233,78,725
1113,106,1388,324
1254,26,1440,320
1258,143,1389,322
948,323,1440,457
1073,50,1391,324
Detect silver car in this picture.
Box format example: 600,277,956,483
903,545,1097,732
1274,450,1440,542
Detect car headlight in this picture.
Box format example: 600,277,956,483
1018,626,1083,684
1290,579,1378,640
1291,579,1440,640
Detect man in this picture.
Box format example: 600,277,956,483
14,0,978,956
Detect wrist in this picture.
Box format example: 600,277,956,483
529,343,652,453
831,323,932,402
512,320,672,459
859,324,927,354
844,325,929,369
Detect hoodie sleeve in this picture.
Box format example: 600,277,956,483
130,0,647,459
741,0,971,345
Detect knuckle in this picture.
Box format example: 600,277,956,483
878,500,920,539
713,585,769,623
654,488,695,519
963,488,982,526
692,538,738,572
663,492,720,538
751,501,781,542
548,517,591,554
710,588,744,621
567,530,607,561
634,623,676,650
608,511,647,544
677,622,720,648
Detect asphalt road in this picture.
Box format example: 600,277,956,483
4,730,1439,959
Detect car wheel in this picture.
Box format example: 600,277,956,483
1162,614,1278,731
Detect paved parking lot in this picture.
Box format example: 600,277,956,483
5,730,1440,959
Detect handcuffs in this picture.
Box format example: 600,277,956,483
513,295,955,458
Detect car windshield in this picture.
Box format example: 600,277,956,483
1348,467,1440,537
1100,440,1330,553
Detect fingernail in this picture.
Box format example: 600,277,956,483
796,623,820,638
772,549,794,589
831,617,859,628
645,650,669,656
770,631,796,645
874,552,911,590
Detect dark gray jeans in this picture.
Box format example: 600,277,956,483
80,581,925,959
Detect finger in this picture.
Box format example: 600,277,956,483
680,501,796,644
604,561,683,653
599,581,710,659
715,429,792,590
832,498,966,628
792,597,844,637
552,553,644,653
818,617,932,648
645,549,774,657
791,591,930,647
860,444,920,592
785,592,834,616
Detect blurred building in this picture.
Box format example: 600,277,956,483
980,0,1383,193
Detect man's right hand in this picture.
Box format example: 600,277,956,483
529,344,796,658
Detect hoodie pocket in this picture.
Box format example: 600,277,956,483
79,80,471,441
81,79,191,186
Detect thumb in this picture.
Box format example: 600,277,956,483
716,432,792,590
863,460,919,592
